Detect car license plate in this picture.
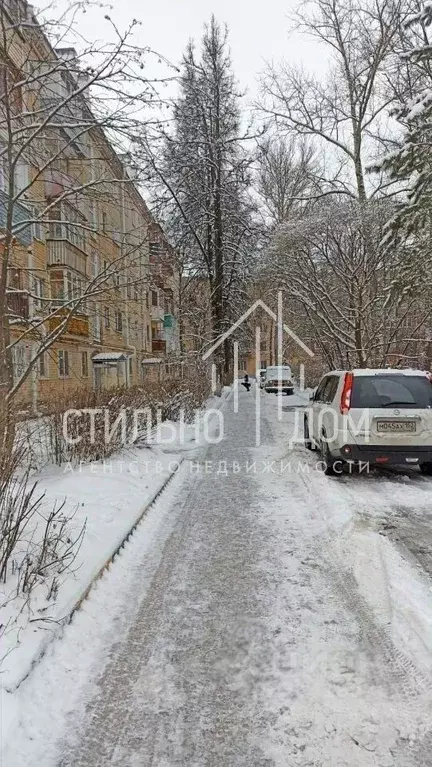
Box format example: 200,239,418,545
376,420,416,433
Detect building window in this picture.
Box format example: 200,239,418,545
81,351,88,377
58,349,69,377
89,200,97,232
151,290,158,307
102,211,107,233
115,310,123,332
63,271,85,303
12,343,26,382
32,206,45,241
92,311,101,342
39,353,47,378
50,203,86,253
33,277,45,310
91,250,99,279
3,0,27,23
14,160,28,195
129,357,133,376
104,307,110,329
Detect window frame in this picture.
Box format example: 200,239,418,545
58,349,70,378
81,350,89,378
12,343,26,382
322,375,339,404
115,310,123,332
39,352,48,379
314,377,328,402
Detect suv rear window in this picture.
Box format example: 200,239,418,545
351,375,432,409
266,367,292,379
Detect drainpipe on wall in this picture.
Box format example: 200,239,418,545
128,346,136,389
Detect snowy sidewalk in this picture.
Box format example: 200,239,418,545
3,388,432,766
0,394,227,696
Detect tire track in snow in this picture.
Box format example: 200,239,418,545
259,398,432,764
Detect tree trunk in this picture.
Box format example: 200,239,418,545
0,238,16,471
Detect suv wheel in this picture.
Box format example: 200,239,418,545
304,415,315,451
321,435,342,476
420,462,432,476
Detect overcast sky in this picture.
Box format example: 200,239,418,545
73,0,327,100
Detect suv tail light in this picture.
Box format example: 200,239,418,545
340,372,353,414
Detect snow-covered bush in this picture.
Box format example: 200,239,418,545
29,371,212,467
0,462,85,606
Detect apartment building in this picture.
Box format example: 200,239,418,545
1,1,180,410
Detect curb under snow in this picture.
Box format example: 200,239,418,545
6,386,232,693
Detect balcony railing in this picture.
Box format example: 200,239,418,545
151,305,165,321
7,291,29,320
47,311,89,337
47,239,87,276
152,339,166,354
163,313,175,329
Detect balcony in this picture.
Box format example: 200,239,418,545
47,310,89,337
44,169,76,199
152,339,166,355
163,313,176,329
7,291,29,320
47,239,87,276
151,305,165,322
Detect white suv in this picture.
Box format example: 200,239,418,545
304,369,432,476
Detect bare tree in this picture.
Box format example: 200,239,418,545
260,0,406,202
256,136,317,225
256,0,432,371
265,200,431,368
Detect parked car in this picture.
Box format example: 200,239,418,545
258,368,267,388
264,365,294,395
304,368,432,476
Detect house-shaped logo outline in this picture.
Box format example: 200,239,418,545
202,299,315,361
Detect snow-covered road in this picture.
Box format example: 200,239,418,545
3,387,432,766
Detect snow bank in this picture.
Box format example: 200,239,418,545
0,462,191,767
0,393,229,695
